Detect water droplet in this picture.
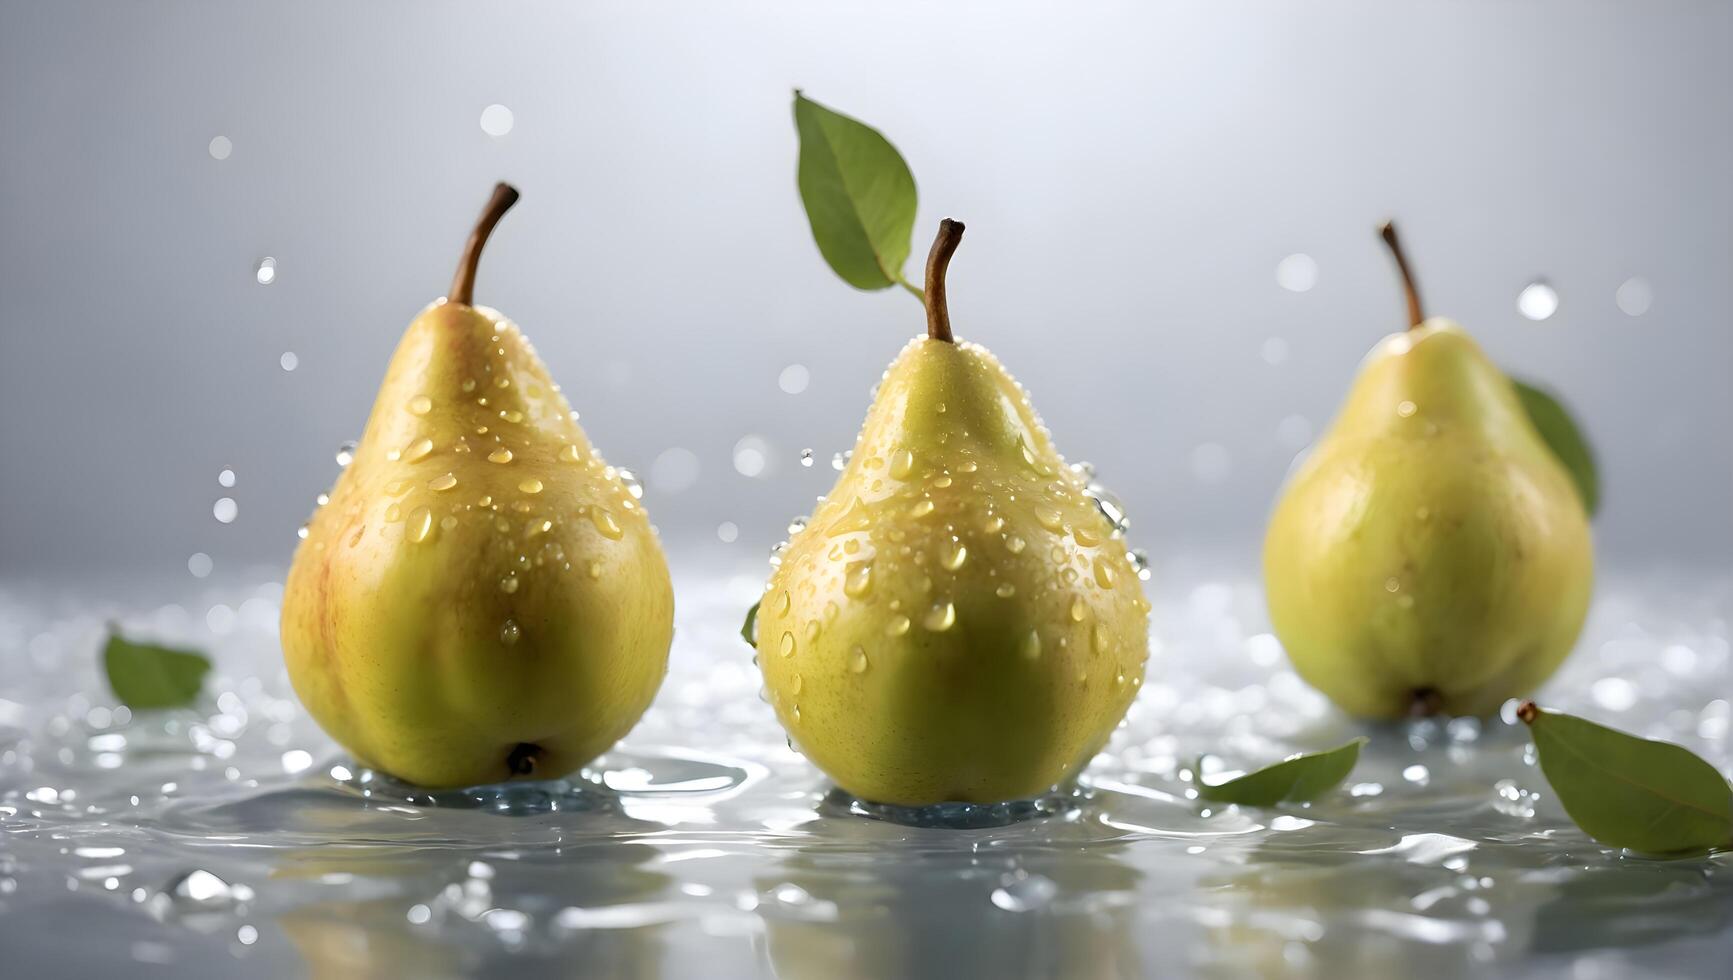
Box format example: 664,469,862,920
995,582,1016,598
890,448,916,480
385,503,402,522
886,614,911,637
559,444,582,463
255,257,277,285
1416,506,1431,522
779,631,796,657
1035,508,1065,533
589,508,623,539
842,646,869,674
499,573,519,594
1517,281,1559,321
279,351,298,372
982,515,1005,534
440,515,457,531
799,449,814,467
1006,535,1027,554
428,473,458,492
1069,597,1086,622
942,542,968,571
479,103,514,137
1092,623,1112,654
1384,577,1401,593
167,869,238,909
461,378,478,393
1615,277,1652,317
213,497,238,524
790,673,804,695
923,601,956,631
991,873,1058,912
831,451,852,471
717,521,739,543
908,499,935,518
1397,400,1417,418
1093,557,1116,589
587,561,602,579
407,506,434,543
408,395,433,416
1018,436,1055,476
1020,630,1042,660
499,409,524,424
188,552,213,578
488,448,514,464
775,591,792,616
208,135,233,160
335,442,357,467
1276,253,1318,292
500,619,521,645
403,437,434,462
778,363,811,394
844,562,874,598
519,478,543,494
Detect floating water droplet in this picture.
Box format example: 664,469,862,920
254,257,277,285
1516,281,1559,321
216,467,236,488
403,437,434,462
1615,277,1652,317
799,449,814,467
208,135,232,160
166,869,239,910
991,873,1057,912
1276,253,1318,292
408,506,434,543
778,363,810,394
488,448,514,464
717,521,739,543
213,497,238,524
500,619,521,644
188,553,213,578
408,395,433,416
923,601,956,631
428,473,458,492
479,103,514,137
733,436,771,477
279,351,298,372
831,451,852,471
335,442,357,467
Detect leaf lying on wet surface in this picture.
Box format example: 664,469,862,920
1195,738,1366,805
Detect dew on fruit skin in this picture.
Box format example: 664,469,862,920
440,515,458,531
909,499,935,518
996,582,1016,598
890,448,916,480
384,479,411,497
499,620,521,645
923,601,956,632
1092,623,1111,654
1384,577,1402,593
335,442,357,466
775,591,792,616
587,561,602,579
402,438,434,463
488,448,514,464
942,543,968,571
1093,557,1116,589
1020,630,1042,660
843,562,874,599
1397,400,1418,418
933,475,953,488
778,632,796,658
1035,508,1065,533
500,410,524,424
559,444,582,463
385,503,402,522
461,378,477,393
1006,536,1027,554
408,395,433,416
983,515,1005,534
499,574,519,594
407,506,434,543
429,473,458,492
848,646,869,673
1415,506,1431,522
1070,598,1087,623
887,614,911,637
519,478,543,494
790,673,804,695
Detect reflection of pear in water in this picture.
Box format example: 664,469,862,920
280,184,674,788
754,220,1152,805
1263,223,1593,719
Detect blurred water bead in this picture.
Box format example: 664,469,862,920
717,521,739,543
778,364,810,395
187,553,213,579
207,136,232,161
213,498,238,524
1276,414,1313,450
335,441,357,467
1516,281,1558,321
733,436,770,478
799,449,814,467
990,872,1058,912
1260,337,1289,365
479,104,514,137
1275,253,1318,292
1591,676,1638,712
254,257,277,286
1190,443,1231,483
1615,277,1652,317
206,604,237,634
279,351,298,372
218,468,236,488
649,447,700,495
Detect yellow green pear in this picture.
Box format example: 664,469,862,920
1262,223,1593,719
281,184,673,787
754,220,1151,805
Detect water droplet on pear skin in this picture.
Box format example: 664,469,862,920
403,438,434,462
500,620,521,645
887,614,911,637
428,473,458,492
890,448,916,480
488,448,514,464
519,478,543,494
1070,597,1086,622
1020,630,1042,660
923,601,956,631
407,506,434,543
778,631,796,657
499,574,519,594
848,646,869,673
843,562,874,598
408,395,433,416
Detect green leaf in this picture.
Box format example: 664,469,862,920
1195,738,1365,806
1519,702,1733,855
1512,378,1599,516
740,600,761,648
792,91,919,294
103,630,211,710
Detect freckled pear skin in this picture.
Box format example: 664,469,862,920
1262,226,1592,720
280,185,673,788
755,221,1151,806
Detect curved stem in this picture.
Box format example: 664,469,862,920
923,218,965,342
1379,220,1425,329
449,182,521,306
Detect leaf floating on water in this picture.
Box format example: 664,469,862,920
792,92,920,295
1518,701,1733,855
1195,738,1365,806
103,630,211,710
1511,378,1599,516
740,600,762,648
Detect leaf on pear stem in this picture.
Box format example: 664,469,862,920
1512,378,1599,517
103,630,211,710
1518,702,1733,855
1195,738,1366,806
740,600,761,648
792,92,920,294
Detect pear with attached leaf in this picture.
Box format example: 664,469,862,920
281,184,673,787
1262,223,1593,719
754,220,1151,805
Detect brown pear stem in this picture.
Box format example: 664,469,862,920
1379,220,1425,329
448,182,521,306
923,218,965,342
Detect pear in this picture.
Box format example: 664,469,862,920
754,220,1151,805
1262,223,1593,719
280,184,673,787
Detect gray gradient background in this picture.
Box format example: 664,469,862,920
2,0,1729,585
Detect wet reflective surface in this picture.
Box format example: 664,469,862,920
1,558,1728,978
